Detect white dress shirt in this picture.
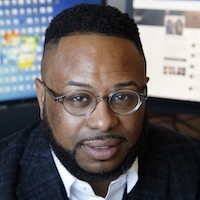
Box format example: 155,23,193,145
52,150,138,200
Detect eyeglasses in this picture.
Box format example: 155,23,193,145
43,82,147,116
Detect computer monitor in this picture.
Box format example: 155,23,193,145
132,0,200,114
0,0,104,106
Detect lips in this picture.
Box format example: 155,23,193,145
82,138,122,161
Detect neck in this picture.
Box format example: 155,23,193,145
89,179,112,197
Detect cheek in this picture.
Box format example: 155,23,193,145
46,101,85,150
121,106,145,147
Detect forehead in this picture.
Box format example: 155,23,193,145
43,34,145,91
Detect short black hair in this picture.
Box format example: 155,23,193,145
44,4,145,60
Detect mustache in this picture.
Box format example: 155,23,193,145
76,134,127,147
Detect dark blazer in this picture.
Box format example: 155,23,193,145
0,120,200,200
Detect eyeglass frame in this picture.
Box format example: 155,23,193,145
42,81,148,116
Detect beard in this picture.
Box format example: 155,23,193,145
42,108,148,183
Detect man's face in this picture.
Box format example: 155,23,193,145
36,34,148,175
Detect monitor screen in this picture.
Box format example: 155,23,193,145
132,0,200,108
0,0,103,106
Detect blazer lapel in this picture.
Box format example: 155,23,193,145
125,129,170,200
16,122,69,199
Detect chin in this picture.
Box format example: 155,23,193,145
77,159,125,174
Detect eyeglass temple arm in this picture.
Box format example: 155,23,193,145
42,82,64,102
140,86,148,101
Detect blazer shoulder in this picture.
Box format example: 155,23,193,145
0,120,42,163
149,123,200,146
146,123,200,161
0,120,42,198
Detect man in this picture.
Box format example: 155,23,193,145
0,4,200,200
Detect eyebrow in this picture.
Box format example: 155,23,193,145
62,80,139,89
112,81,139,88
62,81,92,89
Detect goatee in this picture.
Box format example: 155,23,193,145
42,110,147,182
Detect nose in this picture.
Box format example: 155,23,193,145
86,100,119,132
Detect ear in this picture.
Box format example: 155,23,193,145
35,78,45,120
145,76,150,84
